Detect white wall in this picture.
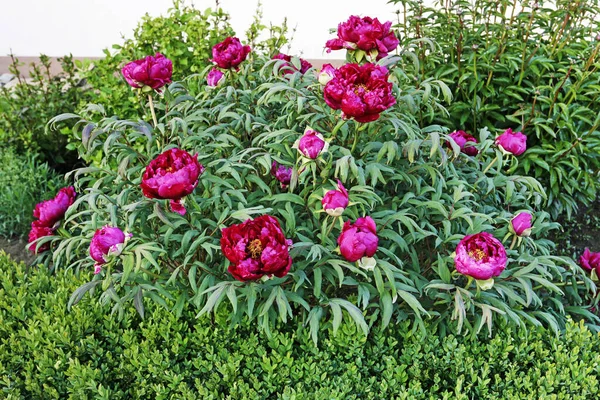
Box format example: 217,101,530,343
0,0,403,59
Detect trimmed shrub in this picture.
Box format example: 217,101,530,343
1,252,599,398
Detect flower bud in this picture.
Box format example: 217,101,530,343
322,180,349,217
207,68,225,87
510,212,533,237
318,64,336,85
294,127,328,159
495,128,527,156
89,226,132,274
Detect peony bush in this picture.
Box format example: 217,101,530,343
43,18,598,339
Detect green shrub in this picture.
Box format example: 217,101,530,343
0,54,93,170
392,0,600,218
1,251,599,399
0,148,63,238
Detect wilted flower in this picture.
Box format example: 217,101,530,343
448,130,479,156
495,128,527,156
27,223,54,253
322,180,349,217
221,215,292,281
211,37,251,69
121,53,173,90
454,232,507,281
325,15,399,60
89,226,132,274
579,248,600,276
318,63,336,85
140,148,204,215
33,186,77,228
272,53,312,74
338,216,378,269
511,212,533,237
270,161,293,188
323,63,396,123
293,127,328,159
207,68,225,87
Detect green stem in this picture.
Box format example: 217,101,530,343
482,155,499,174
148,94,158,127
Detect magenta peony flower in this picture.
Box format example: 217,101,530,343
511,212,533,237
294,127,328,159
579,248,600,276
121,53,173,90
495,128,527,156
272,53,312,74
140,148,204,215
207,68,225,87
89,226,131,274
448,130,478,156
324,63,396,123
325,16,399,60
318,63,336,85
33,186,77,228
454,232,507,280
27,222,54,253
211,37,251,70
338,216,378,268
221,215,292,281
322,180,349,217
270,161,293,188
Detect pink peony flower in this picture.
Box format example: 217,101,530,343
511,212,533,237
322,180,349,217
495,128,527,156
27,222,54,253
140,148,204,215
272,53,312,74
294,127,328,159
207,68,225,87
33,186,77,228
318,63,336,85
337,216,378,267
270,161,293,189
448,130,478,156
121,53,173,90
579,248,600,276
211,37,251,70
323,63,396,123
89,226,131,274
221,215,292,281
325,15,399,60
454,232,507,280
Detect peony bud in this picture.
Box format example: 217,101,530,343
511,212,533,237
338,216,378,265
318,63,336,85
207,68,225,87
322,180,349,217
293,127,328,159
270,161,293,189
448,130,478,156
495,128,527,156
89,226,132,274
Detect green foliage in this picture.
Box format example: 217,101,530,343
0,147,63,238
392,0,600,218
46,46,598,339
0,54,93,169
1,252,600,398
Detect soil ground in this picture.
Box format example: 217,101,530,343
0,236,35,264
549,198,600,258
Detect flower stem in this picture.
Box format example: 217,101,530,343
482,155,498,174
509,235,517,250
148,94,158,127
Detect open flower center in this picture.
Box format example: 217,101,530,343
354,83,369,95
468,248,487,261
247,239,263,259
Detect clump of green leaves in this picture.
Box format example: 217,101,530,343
392,0,600,218
0,147,63,238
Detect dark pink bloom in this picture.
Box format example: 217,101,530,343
511,212,533,237
121,53,173,90
454,232,507,280
207,68,225,87
323,63,396,123
448,130,478,156
211,37,251,70
33,186,76,228
495,128,527,156
272,53,312,74
579,248,600,276
325,16,399,60
338,216,378,264
140,148,204,215
318,63,336,85
27,222,54,253
270,161,292,188
295,127,327,159
322,180,349,217
89,226,131,274
221,215,292,282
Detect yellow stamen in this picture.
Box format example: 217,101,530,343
468,249,487,261
248,239,263,259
